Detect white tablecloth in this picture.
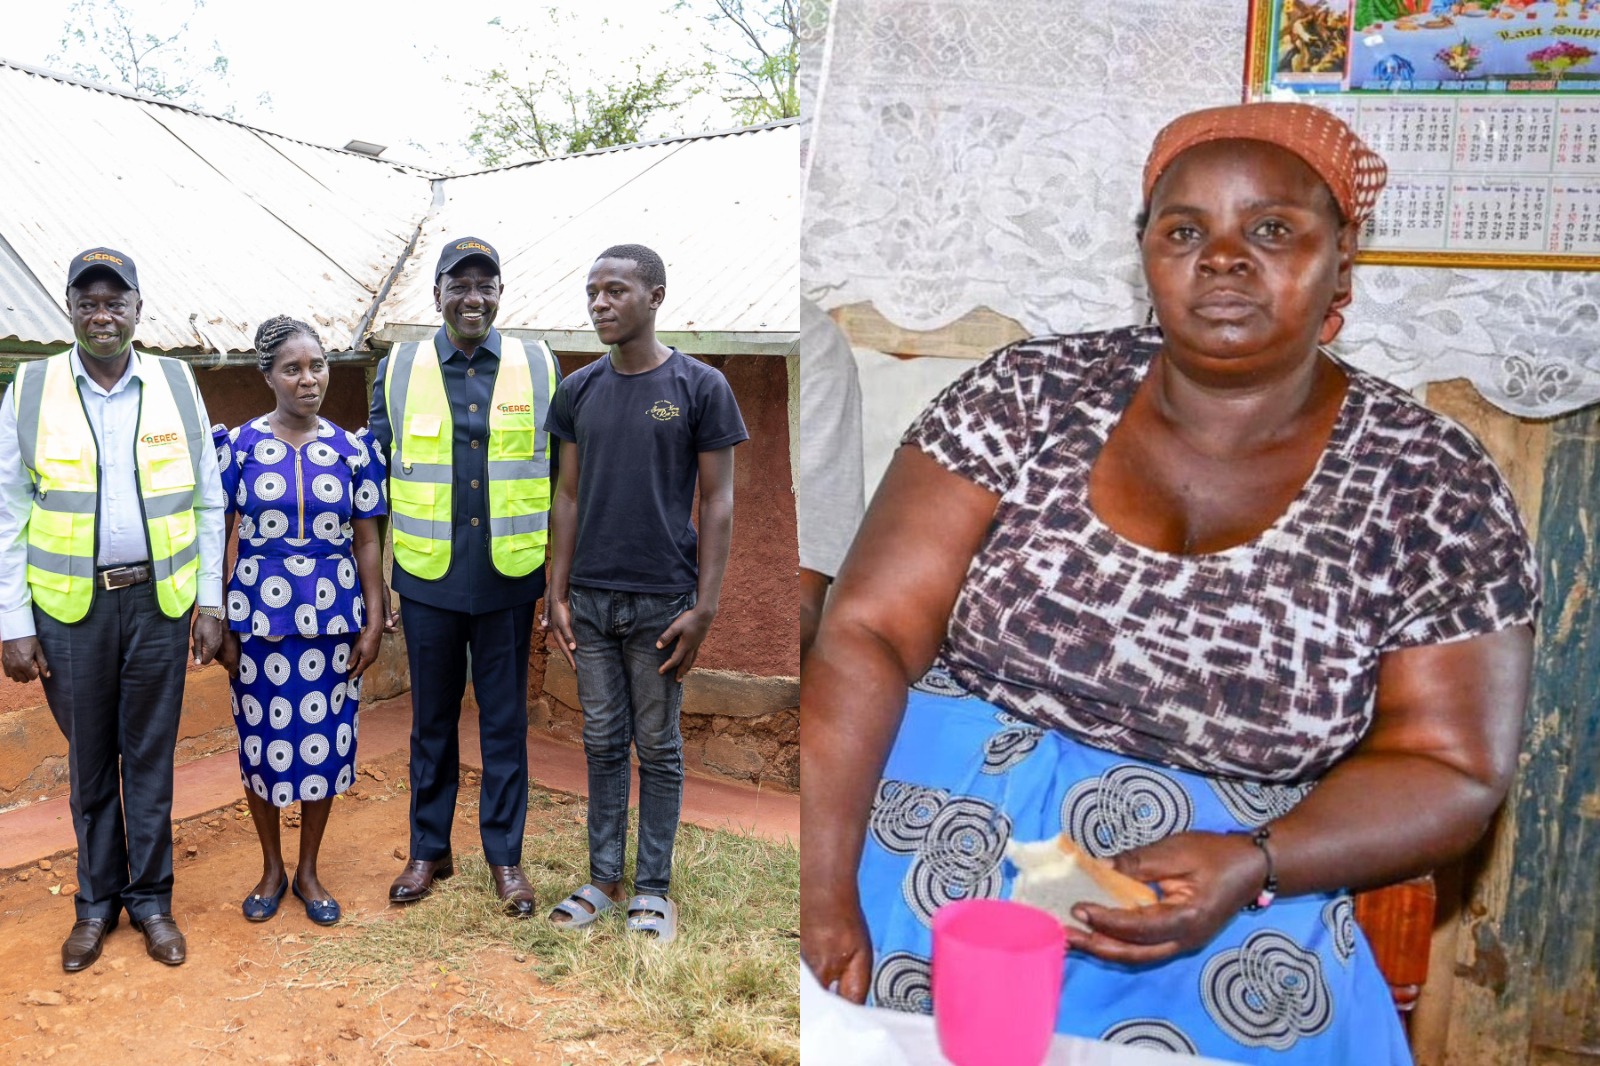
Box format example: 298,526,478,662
801,963,1243,1065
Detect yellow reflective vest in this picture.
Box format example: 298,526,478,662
11,350,206,623
383,337,557,580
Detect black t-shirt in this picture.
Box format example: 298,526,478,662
545,348,748,593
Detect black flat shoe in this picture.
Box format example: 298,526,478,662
293,880,341,926
242,874,289,922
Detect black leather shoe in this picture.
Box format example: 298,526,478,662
133,914,186,966
388,852,454,904
489,864,536,918
62,917,116,972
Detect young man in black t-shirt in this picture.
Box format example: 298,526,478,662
543,244,748,942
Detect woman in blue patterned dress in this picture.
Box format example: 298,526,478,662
214,315,387,926
801,105,1538,1063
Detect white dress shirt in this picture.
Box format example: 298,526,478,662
0,347,225,639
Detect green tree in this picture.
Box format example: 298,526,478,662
49,0,237,110
688,0,799,124
462,12,705,167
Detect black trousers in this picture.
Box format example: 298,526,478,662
400,597,535,867
36,583,189,922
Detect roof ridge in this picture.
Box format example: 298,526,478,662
0,56,796,179
0,56,446,177
446,118,800,178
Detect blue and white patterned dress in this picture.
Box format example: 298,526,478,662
862,672,1411,1064
214,417,387,807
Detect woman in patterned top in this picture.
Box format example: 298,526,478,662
801,104,1538,1063
214,316,387,927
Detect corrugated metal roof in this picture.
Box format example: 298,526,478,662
0,59,435,354
375,123,799,337
0,58,797,355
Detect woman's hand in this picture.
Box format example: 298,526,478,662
348,625,383,680
215,630,241,679
379,582,399,633
1067,831,1265,964
800,888,874,1005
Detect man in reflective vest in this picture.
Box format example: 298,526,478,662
0,247,227,971
367,236,558,916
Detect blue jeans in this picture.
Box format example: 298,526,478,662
568,584,691,896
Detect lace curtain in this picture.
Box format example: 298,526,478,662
802,0,1600,418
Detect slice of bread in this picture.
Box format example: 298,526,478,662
1005,833,1158,932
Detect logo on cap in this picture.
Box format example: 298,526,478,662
456,240,494,255
83,252,124,265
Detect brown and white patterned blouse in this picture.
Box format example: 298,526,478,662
904,327,1539,783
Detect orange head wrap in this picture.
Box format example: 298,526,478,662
1142,102,1388,227
1141,103,1388,343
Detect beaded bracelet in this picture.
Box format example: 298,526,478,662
1242,826,1278,911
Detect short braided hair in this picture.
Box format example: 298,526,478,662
253,315,322,373
597,244,666,289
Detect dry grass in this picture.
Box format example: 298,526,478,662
299,788,800,1065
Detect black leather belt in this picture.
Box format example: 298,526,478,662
98,564,152,590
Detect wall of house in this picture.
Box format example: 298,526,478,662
194,364,372,434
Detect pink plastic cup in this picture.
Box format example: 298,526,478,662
932,899,1065,1065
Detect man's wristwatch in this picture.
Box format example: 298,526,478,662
195,605,225,620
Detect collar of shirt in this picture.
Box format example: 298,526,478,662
69,344,143,398
434,325,502,366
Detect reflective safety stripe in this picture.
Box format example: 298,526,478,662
151,539,199,581
14,359,47,472
157,356,205,483
143,490,195,519
386,341,418,450
524,338,554,477
396,461,452,483
486,459,543,481
33,489,97,514
25,543,96,580
489,511,549,538
388,512,455,541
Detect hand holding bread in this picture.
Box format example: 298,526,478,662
1005,833,1157,932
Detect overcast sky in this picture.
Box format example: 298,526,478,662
1,0,738,171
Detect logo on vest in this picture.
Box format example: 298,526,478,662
648,401,680,422
141,431,181,446
456,240,494,255
82,251,124,265
496,402,531,413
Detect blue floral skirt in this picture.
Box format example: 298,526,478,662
232,631,360,807
859,672,1413,1064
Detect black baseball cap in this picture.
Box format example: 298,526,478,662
435,236,500,280
66,247,140,292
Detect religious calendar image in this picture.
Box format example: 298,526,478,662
1248,0,1600,268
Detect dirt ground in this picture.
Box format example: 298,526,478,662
0,749,700,1065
